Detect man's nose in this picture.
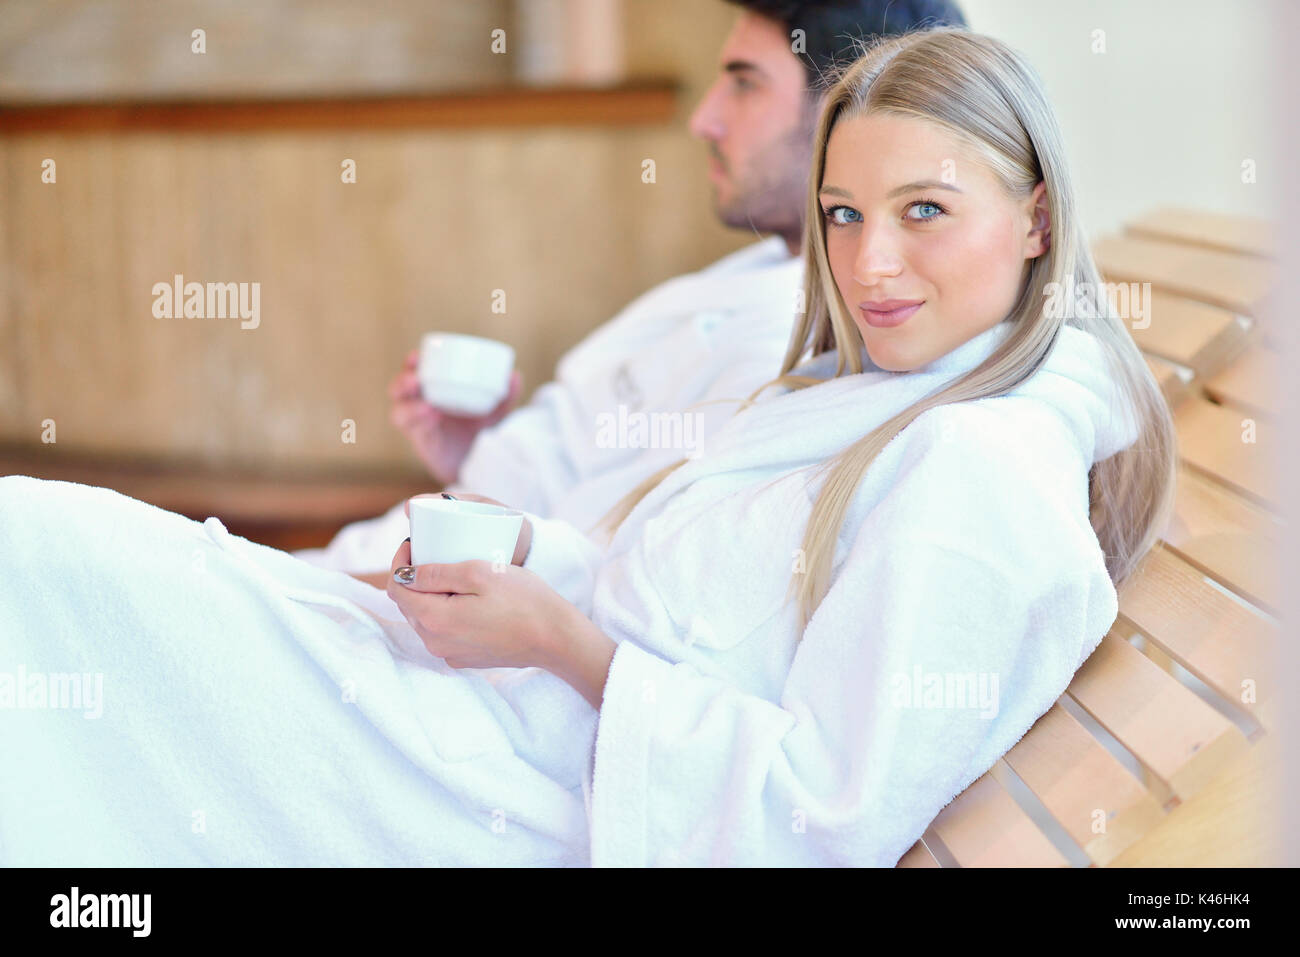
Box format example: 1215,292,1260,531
688,82,725,141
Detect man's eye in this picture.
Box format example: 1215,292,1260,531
823,205,862,227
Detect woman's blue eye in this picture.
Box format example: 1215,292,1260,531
824,201,945,227
823,205,861,226
906,200,946,221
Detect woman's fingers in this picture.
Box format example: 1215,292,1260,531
387,540,423,606
390,537,413,573
388,535,491,594
394,560,491,595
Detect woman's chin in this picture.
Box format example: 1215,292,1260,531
858,329,919,373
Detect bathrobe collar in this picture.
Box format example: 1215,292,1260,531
693,319,1140,486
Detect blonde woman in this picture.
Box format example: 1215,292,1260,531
0,27,1173,867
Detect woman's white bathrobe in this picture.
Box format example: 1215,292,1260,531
0,320,1136,866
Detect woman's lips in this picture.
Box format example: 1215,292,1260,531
858,299,923,328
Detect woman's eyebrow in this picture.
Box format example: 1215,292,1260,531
886,180,963,198
819,180,965,201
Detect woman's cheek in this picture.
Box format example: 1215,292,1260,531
825,234,852,297
940,227,1015,321
970,215,1028,310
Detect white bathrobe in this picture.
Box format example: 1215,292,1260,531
0,319,1136,867
295,236,805,572
575,319,1138,865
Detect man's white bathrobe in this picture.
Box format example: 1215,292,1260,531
295,236,805,572
0,320,1136,867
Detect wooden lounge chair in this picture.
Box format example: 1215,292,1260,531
899,207,1281,867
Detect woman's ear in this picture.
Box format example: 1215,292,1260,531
1024,181,1051,259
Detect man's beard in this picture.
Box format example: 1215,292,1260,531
713,105,818,238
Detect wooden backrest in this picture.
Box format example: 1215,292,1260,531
898,207,1280,867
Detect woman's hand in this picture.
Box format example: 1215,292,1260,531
345,492,530,592
385,538,618,709
385,538,574,672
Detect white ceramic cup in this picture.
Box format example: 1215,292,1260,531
408,497,523,566
417,333,515,416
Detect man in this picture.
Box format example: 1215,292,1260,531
296,0,966,575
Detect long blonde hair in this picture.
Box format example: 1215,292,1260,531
602,27,1177,630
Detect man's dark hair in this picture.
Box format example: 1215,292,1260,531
723,0,967,89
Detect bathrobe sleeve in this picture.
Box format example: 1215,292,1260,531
586,403,1119,866
520,511,605,617
452,381,583,519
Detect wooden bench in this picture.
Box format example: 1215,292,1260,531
899,207,1281,867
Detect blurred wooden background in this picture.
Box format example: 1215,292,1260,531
0,0,746,486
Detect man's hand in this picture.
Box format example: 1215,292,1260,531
388,349,522,485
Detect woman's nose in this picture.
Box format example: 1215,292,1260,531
852,225,903,284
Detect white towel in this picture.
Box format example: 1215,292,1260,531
0,478,598,865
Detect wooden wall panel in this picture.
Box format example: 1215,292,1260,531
0,0,751,473
0,0,514,102
0,137,17,429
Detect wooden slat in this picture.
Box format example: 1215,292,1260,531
1002,703,1164,866
895,841,940,867
1202,345,1281,418
1145,354,1188,407
926,771,1070,867
1163,466,1281,612
1117,546,1276,728
1130,289,1247,376
1175,396,1277,507
0,83,681,133
932,208,1279,869
1093,234,1273,317
1109,731,1281,866
1066,632,1249,800
1126,207,1276,259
